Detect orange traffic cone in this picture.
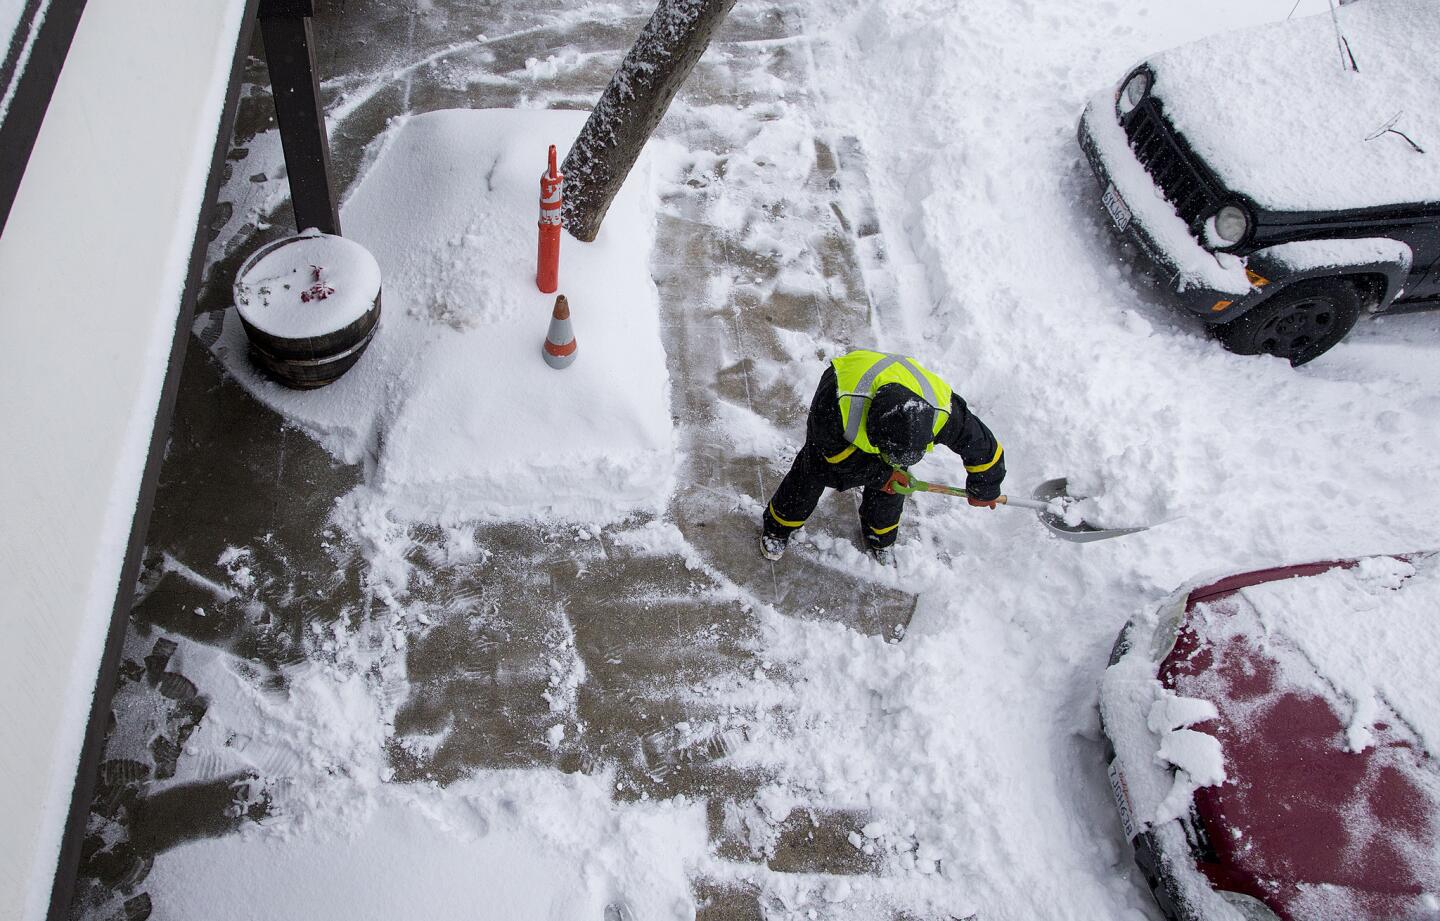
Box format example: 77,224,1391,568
543,294,577,369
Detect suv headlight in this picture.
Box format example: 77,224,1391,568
1117,69,1151,116
1212,204,1251,246
1219,890,1281,921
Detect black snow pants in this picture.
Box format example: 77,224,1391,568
763,444,904,549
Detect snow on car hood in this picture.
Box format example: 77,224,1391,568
1147,0,1440,212
1234,554,1440,758
1103,555,1440,918
1177,555,1440,916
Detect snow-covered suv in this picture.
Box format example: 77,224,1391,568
1078,0,1440,365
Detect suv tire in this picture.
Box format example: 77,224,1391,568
1216,279,1361,366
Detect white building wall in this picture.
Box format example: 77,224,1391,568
0,0,248,917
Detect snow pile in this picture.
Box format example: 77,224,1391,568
1151,0,1440,211
234,229,381,338
208,109,674,523
126,631,705,921
101,626,398,820
1238,553,1440,754
1146,690,1225,824
165,644,390,796
1101,619,1228,832
146,774,706,921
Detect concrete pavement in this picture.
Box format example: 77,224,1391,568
67,2,932,918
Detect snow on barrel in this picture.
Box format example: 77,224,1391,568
233,228,383,389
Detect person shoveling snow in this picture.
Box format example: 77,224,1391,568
761,349,1006,565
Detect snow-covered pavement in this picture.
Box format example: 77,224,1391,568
71,0,1440,920
787,0,1440,916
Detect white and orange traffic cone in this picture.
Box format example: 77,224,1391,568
543,294,577,369
536,145,563,293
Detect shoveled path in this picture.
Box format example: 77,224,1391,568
66,2,946,920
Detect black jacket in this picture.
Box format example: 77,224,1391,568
803,366,1006,501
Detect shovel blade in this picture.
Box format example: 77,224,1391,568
1031,478,1148,543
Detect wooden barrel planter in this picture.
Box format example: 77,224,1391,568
232,229,382,389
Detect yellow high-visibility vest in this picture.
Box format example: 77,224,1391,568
831,350,952,457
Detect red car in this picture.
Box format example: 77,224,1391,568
1101,554,1440,921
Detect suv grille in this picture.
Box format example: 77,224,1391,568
1123,99,1219,231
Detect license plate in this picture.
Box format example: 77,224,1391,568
1102,183,1132,233
1109,759,1141,841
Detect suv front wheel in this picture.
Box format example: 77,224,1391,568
1216,279,1361,366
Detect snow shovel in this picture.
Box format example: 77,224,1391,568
883,472,1147,543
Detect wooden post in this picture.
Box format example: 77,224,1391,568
561,0,737,243
259,0,340,235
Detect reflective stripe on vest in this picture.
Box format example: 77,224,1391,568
831,350,952,454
